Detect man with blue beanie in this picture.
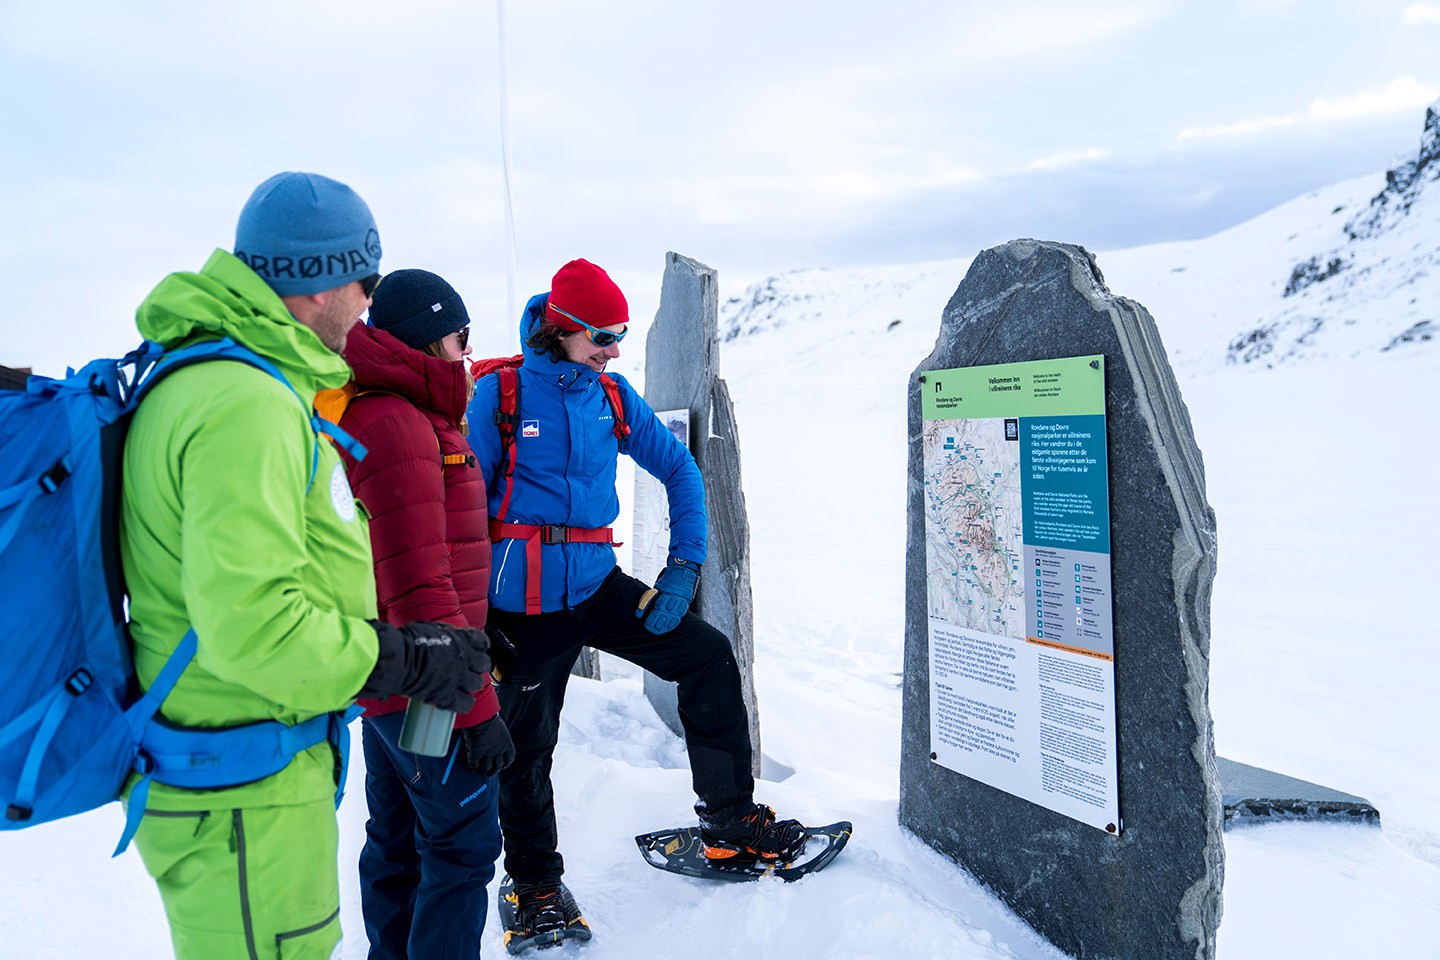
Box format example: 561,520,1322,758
121,173,493,959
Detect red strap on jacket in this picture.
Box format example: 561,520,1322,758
488,520,622,614
597,373,631,442
488,520,620,544
493,365,522,520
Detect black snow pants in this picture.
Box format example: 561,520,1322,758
488,566,755,887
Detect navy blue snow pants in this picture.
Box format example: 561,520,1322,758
489,566,756,888
358,710,503,960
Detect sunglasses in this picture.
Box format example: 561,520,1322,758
454,326,470,350
550,302,628,347
358,273,381,299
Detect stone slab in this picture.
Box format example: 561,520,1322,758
639,252,761,777
1217,756,1379,827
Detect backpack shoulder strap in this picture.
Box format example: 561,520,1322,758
492,364,521,520
136,338,366,490
597,373,631,443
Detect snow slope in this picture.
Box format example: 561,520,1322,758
4,106,1440,960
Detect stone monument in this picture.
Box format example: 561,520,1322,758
636,252,761,776
900,240,1224,960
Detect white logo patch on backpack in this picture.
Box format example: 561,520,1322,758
330,462,357,522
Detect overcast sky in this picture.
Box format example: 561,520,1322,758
3,0,1438,374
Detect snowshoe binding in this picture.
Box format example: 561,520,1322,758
497,876,593,954
637,806,852,883
699,803,808,864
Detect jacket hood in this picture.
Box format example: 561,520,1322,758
344,322,470,425
518,291,604,388
135,248,352,396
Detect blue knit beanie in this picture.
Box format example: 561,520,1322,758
234,172,382,297
368,269,470,349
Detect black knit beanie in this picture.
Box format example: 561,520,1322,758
367,269,470,349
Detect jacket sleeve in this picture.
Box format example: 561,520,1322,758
343,397,463,627
175,378,378,713
616,377,708,565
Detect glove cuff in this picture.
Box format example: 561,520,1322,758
358,620,405,699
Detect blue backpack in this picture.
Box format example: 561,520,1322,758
0,338,366,854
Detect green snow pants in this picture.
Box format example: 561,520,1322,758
133,798,343,960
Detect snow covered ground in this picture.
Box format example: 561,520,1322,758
5,137,1440,957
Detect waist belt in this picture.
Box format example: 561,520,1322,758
488,520,622,614
118,703,361,856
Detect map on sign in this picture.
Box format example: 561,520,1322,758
921,418,1024,639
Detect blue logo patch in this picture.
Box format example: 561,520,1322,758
522,420,540,438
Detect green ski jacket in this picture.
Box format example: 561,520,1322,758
120,249,379,811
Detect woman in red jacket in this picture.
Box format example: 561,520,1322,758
339,269,512,960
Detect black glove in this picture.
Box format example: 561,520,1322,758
486,625,519,682
460,715,515,776
360,620,491,713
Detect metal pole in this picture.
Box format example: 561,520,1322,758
497,0,519,336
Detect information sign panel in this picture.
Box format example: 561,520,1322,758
920,355,1120,833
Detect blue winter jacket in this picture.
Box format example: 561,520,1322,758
466,292,707,613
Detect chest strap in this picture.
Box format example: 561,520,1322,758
488,520,622,614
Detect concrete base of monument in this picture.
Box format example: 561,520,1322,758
1218,756,1380,827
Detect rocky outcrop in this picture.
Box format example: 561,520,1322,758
1345,100,1440,240
1282,255,1348,296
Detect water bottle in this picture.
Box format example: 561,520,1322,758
398,701,456,757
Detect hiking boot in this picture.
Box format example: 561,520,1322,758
514,883,590,940
699,803,809,863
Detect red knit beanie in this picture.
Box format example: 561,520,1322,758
547,259,628,331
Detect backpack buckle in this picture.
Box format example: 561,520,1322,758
5,804,33,823
39,460,71,494
541,525,570,544
65,669,94,696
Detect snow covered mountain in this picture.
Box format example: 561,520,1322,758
720,100,1440,376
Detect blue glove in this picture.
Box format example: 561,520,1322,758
636,558,701,635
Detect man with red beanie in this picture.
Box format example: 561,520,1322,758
467,259,807,947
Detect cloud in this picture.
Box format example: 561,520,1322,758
1402,3,1440,24
1177,78,1440,140
688,164,987,226
1025,148,1112,172
1177,115,1301,140
1310,77,1440,119
941,2,1173,69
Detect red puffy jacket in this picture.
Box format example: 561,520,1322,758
338,323,499,728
